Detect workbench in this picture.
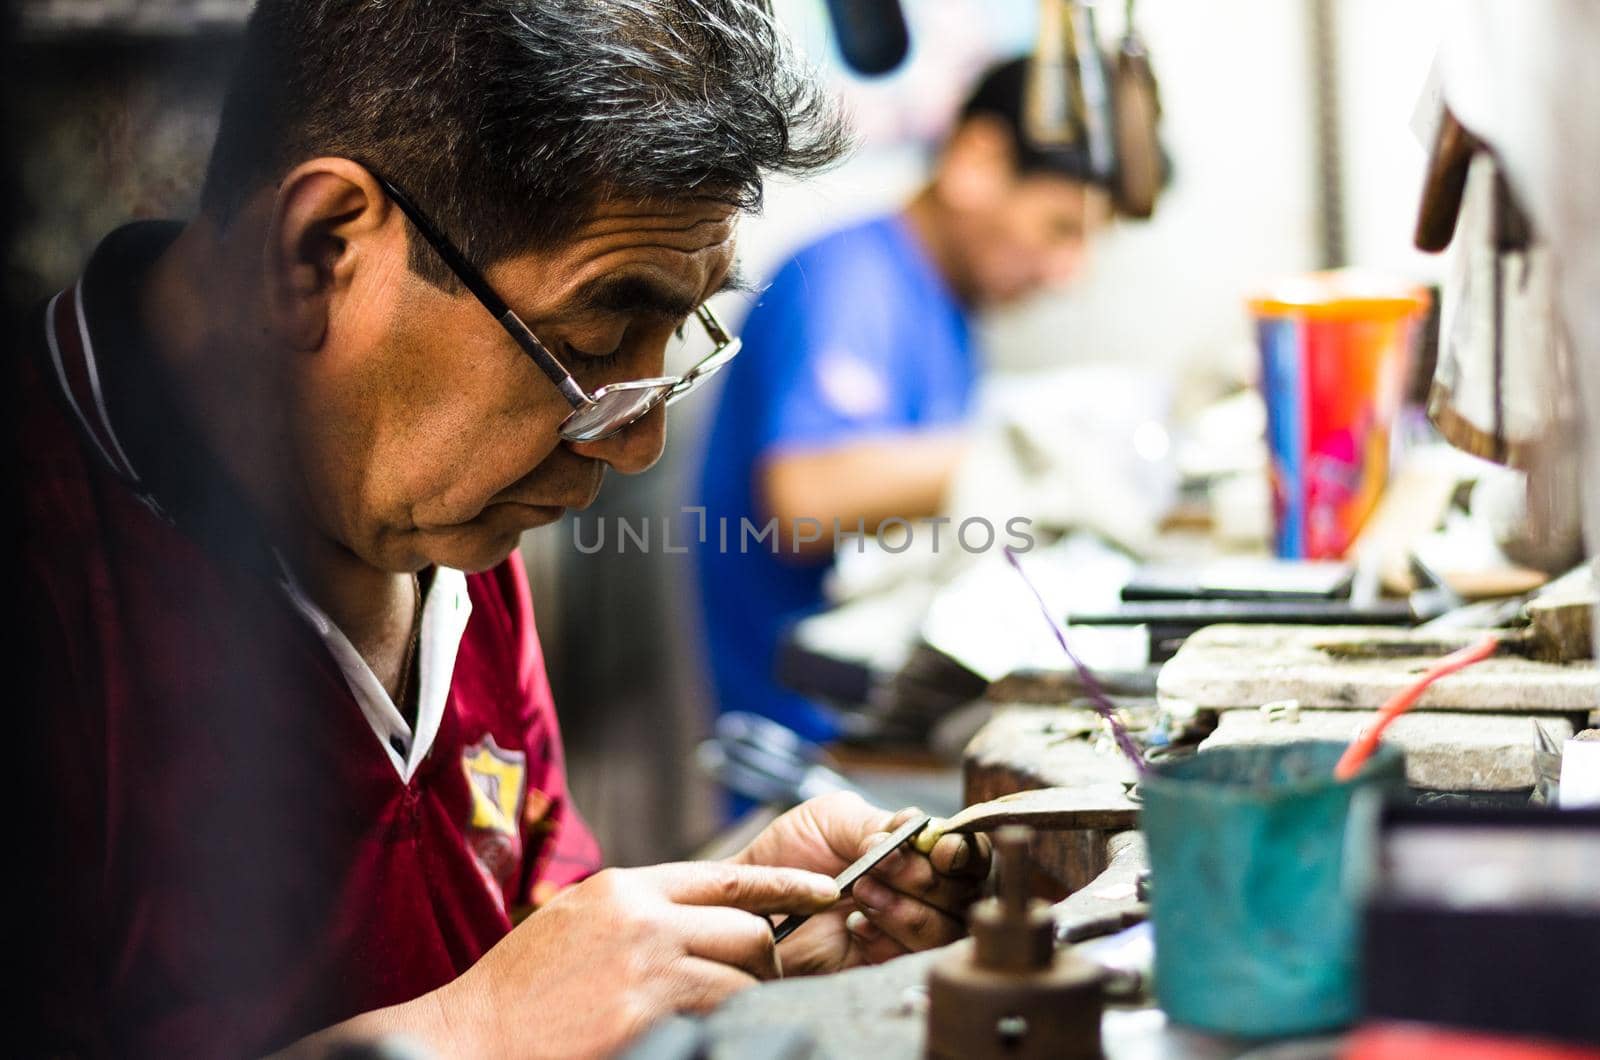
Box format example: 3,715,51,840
727,527,1596,1055
704,833,1305,1059
700,702,1226,1058
702,662,1587,1057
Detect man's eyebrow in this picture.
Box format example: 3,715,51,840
572,261,753,319
718,260,755,296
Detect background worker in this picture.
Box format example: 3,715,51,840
696,57,1113,742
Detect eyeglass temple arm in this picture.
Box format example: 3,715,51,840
374,175,590,410
696,303,734,347
494,312,590,409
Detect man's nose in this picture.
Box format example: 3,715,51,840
563,403,667,474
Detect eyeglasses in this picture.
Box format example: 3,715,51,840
373,173,742,443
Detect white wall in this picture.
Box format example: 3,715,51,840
1336,0,1449,277
737,0,1448,385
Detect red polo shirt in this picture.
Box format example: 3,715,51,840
18,223,600,1056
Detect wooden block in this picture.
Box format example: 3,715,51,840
964,706,1141,897
1200,708,1574,791
1524,567,1597,661
965,706,1141,795
1158,624,1598,714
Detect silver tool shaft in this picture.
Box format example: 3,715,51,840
771,813,932,943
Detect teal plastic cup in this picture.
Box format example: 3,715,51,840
1140,741,1404,1036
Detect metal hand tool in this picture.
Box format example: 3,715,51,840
771,813,931,943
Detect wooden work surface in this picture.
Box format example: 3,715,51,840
1159,624,1599,713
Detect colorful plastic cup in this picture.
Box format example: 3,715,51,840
1251,273,1429,559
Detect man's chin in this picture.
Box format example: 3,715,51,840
418,502,567,572
411,531,517,574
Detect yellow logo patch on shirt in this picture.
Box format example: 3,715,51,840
463,735,526,840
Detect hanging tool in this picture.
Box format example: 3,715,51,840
1111,0,1163,217
1024,0,1114,181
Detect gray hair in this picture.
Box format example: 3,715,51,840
201,0,849,285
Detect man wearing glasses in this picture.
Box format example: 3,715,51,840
13,2,987,1056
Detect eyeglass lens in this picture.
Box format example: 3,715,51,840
559,383,674,442
558,308,741,440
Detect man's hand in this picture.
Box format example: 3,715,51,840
760,431,970,554
291,861,838,1059
729,792,991,974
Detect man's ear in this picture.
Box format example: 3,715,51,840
933,115,1016,211
265,158,395,353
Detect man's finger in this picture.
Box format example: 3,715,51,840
856,832,987,918
845,909,879,942
663,956,762,1015
865,851,979,918
649,861,840,915
855,818,980,875
887,805,927,831
798,791,897,865
851,874,965,952
845,908,914,967
675,905,783,982
929,832,991,880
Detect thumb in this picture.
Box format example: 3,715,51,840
648,862,840,915
793,791,899,863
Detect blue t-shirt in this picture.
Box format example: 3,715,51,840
694,214,976,741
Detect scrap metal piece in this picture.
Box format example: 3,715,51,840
1532,718,1565,805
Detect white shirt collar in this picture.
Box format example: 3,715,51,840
275,557,473,782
